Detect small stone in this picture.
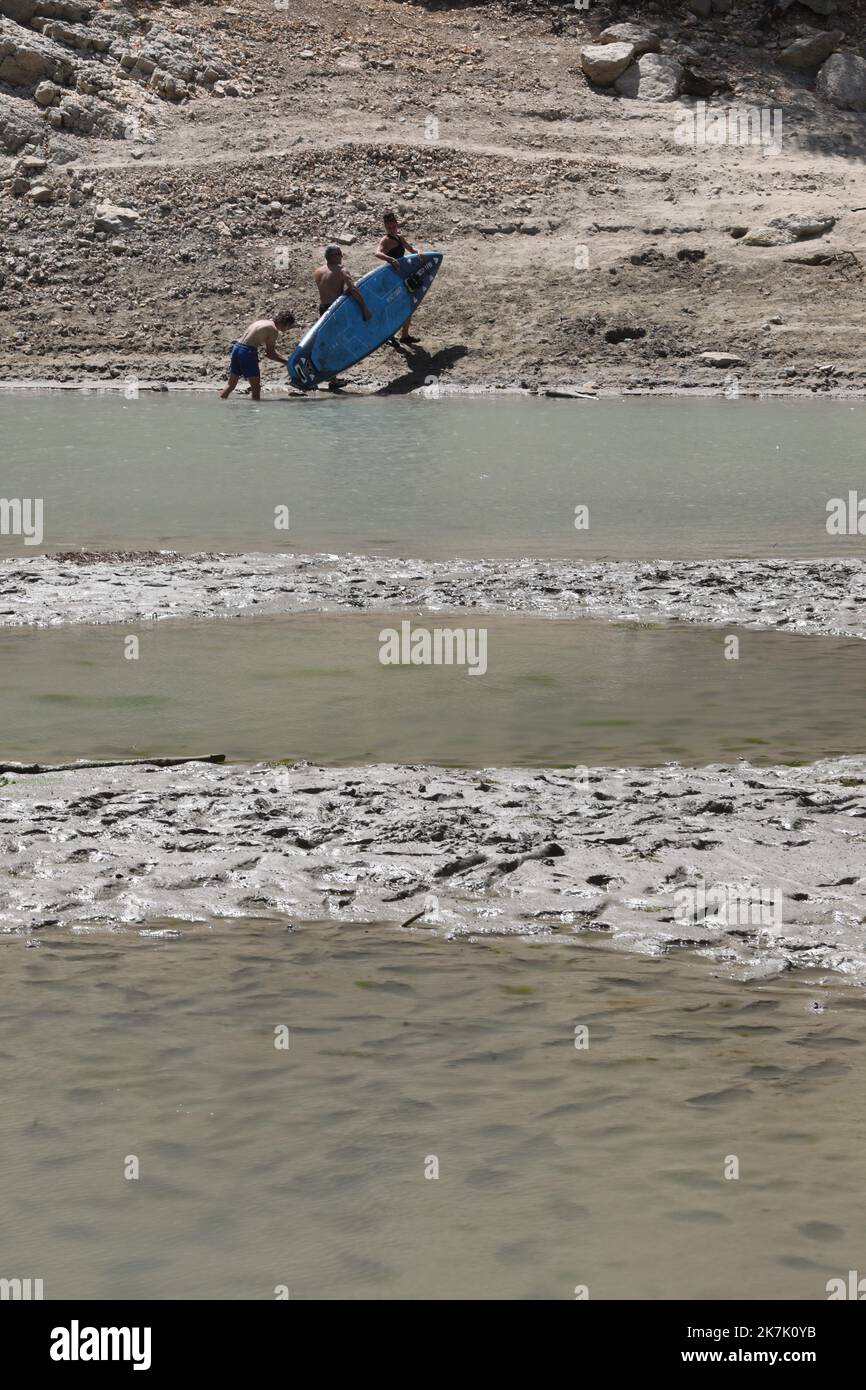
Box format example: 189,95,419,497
34,79,60,107
94,201,140,233
742,214,834,248
29,183,53,203
699,351,746,367
597,24,660,57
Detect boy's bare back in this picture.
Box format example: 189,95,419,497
240,319,278,351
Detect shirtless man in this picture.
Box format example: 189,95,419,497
314,245,371,320
220,309,295,400
375,211,420,343
313,246,371,389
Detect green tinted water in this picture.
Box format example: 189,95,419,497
1,612,863,766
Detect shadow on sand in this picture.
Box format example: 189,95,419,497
372,342,469,395
271,342,468,400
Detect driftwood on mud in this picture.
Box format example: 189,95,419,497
0,755,226,775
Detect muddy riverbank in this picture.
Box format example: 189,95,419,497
2,755,865,984
2,550,864,639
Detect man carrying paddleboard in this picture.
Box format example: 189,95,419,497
376,211,420,344
314,246,372,321
312,245,372,390
220,309,296,401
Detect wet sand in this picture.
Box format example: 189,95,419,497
2,756,865,984
2,550,865,640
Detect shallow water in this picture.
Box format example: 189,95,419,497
2,611,864,766
2,394,864,560
1,921,863,1300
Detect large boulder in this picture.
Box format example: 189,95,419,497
580,41,636,87
615,53,684,101
47,91,124,135
37,18,106,51
0,0,37,21
816,51,866,111
0,89,42,151
0,15,76,87
779,30,843,69
36,1,95,18
770,214,836,240
596,24,660,57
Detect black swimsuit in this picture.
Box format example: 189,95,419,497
385,236,406,259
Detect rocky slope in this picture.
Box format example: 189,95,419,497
1,0,865,391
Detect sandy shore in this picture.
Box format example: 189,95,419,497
2,756,864,983
2,550,864,639
2,380,866,399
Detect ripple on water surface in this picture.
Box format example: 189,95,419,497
1,923,864,1300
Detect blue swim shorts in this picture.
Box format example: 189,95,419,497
229,341,260,379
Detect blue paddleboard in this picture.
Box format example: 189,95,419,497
288,252,443,390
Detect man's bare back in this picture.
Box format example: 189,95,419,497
314,246,371,317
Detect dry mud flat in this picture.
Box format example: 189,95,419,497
1,756,865,983
1,550,865,638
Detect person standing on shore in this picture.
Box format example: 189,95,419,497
375,211,420,344
220,309,295,400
